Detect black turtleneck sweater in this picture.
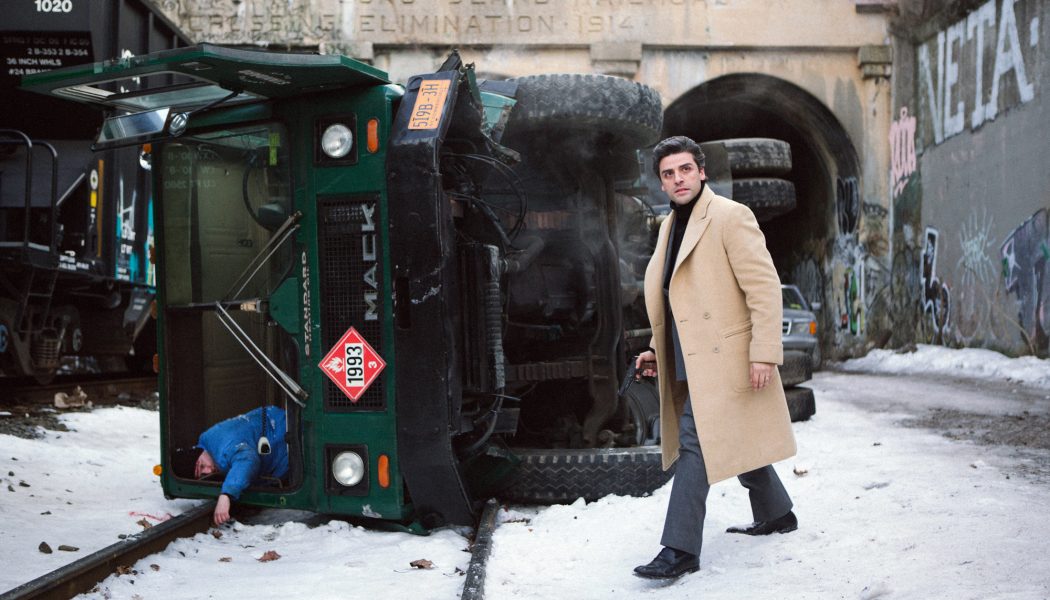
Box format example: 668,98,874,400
663,182,704,291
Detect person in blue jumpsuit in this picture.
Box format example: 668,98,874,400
194,407,289,525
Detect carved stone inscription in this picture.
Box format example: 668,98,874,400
158,0,708,46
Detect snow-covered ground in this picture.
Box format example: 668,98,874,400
0,407,199,591
0,346,1048,599
839,343,1050,389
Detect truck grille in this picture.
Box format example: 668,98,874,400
782,319,792,335
317,195,385,411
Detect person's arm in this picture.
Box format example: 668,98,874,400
214,443,260,525
722,203,783,367
213,494,233,526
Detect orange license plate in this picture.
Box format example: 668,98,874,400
408,79,451,130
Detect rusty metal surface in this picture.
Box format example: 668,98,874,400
0,502,214,600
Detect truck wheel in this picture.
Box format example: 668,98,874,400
499,446,673,504
505,74,663,149
712,138,792,176
780,350,812,387
785,386,816,422
731,177,796,222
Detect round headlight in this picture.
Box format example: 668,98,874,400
321,124,354,159
332,451,365,487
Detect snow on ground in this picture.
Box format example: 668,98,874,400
2,347,1050,599
0,407,198,591
840,343,1050,389
484,392,1050,599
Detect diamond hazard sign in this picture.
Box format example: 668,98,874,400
318,327,386,402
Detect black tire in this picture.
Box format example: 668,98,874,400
712,138,792,176
499,446,673,504
785,386,816,422
780,350,812,387
731,177,797,222
505,74,663,149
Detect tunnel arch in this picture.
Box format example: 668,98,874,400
663,73,862,349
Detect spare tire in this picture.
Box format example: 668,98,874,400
780,350,812,387
505,74,663,149
711,138,792,176
731,177,797,222
499,446,673,504
785,386,816,422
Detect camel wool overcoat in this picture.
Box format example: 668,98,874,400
643,184,797,484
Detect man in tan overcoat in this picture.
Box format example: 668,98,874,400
633,136,798,580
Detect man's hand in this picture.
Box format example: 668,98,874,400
213,494,232,526
636,350,657,379
750,362,776,390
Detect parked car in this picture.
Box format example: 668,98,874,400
782,284,820,369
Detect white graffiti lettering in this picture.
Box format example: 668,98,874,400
918,0,1038,145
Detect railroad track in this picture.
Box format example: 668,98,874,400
0,503,214,600
1,500,502,600
1,374,157,408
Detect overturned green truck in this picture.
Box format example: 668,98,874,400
23,44,809,528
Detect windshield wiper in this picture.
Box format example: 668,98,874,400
224,210,302,301
212,301,308,407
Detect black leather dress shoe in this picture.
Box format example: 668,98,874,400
726,510,798,536
633,547,699,580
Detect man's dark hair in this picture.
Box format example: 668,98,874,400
652,136,706,176
171,446,204,479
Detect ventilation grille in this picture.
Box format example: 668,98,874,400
317,195,385,411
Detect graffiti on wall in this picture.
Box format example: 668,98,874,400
1001,208,1049,352
831,237,865,336
921,227,952,339
115,175,140,283
828,175,895,341
889,106,917,198
831,175,864,336
952,208,998,342
836,176,860,235
790,258,824,310
917,0,1039,146
863,201,890,257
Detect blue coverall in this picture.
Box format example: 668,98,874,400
197,407,289,499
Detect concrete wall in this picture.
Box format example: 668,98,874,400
892,0,1049,356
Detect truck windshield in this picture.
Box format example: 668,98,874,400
158,123,293,305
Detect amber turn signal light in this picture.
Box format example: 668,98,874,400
377,454,390,488
367,118,379,153
809,321,817,335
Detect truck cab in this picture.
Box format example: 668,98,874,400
25,44,670,527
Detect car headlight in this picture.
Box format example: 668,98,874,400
332,451,365,487
321,123,354,159
793,319,816,335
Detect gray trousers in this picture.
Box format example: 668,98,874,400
660,396,793,556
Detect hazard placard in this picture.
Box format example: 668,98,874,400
318,327,386,402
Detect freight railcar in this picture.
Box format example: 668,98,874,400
0,0,189,381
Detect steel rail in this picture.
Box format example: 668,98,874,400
460,498,501,600
0,502,215,600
